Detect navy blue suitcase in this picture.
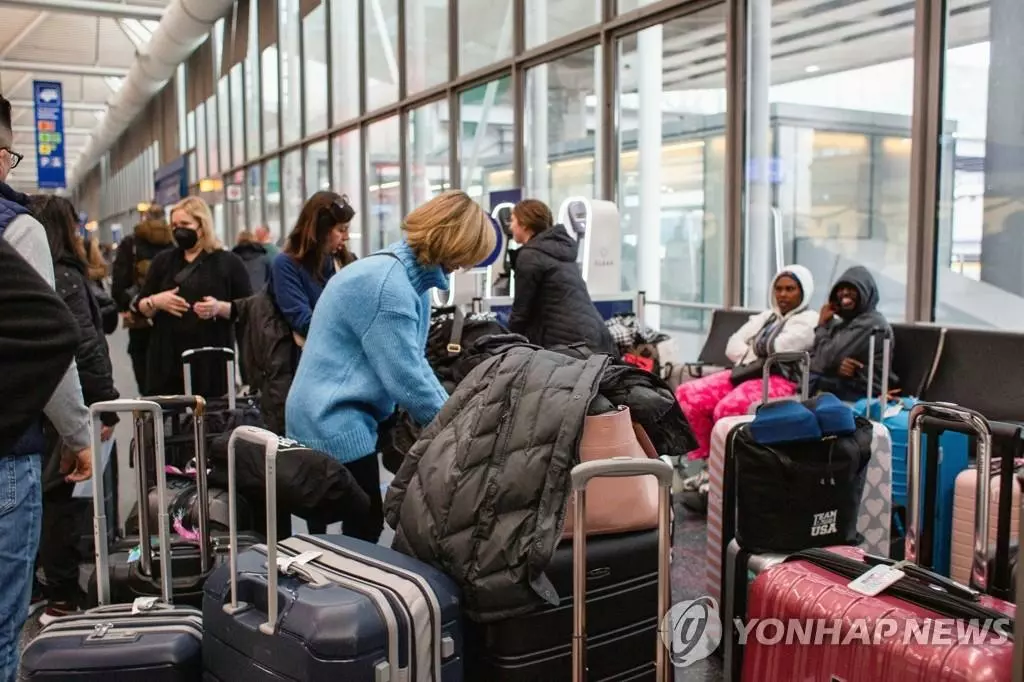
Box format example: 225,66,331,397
201,426,464,681
22,399,204,680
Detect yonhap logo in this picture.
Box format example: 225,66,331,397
660,596,722,667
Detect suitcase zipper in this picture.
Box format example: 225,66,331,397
32,621,203,644
257,543,407,682
296,534,445,681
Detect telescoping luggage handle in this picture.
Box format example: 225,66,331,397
864,331,892,420
225,425,280,635
906,401,994,592
570,457,673,682
182,347,236,410
1014,492,1024,682
90,398,207,606
761,351,811,404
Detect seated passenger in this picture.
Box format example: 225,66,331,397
809,265,897,402
286,190,496,544
675,266,817,460
507,199,617,356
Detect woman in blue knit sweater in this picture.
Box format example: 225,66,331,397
270,192,355,346
286,190,496,542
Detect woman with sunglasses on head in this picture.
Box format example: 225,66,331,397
132,196,253,398
270,192,356,348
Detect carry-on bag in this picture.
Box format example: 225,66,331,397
22,399,203,680
94,395,262,607
201,425,464,681
569,457,674,682
738,401,1017,681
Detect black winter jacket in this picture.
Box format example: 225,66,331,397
508,227,617,356
234,291,296,435
232,242,272,293
809,266,899,401
385,347,610,622
54,256,119,425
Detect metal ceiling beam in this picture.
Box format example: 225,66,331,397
0,59,129,78
1,11,49,60
7,99,108,112
0,0,164,22
12,125,96,135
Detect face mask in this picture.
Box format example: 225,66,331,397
174,227,199,250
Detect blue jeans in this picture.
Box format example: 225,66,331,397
0,454,42,682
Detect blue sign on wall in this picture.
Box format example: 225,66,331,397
488,188,522,210
154,155,189,207
33,80,66,189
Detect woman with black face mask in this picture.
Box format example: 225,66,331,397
131,196,253,397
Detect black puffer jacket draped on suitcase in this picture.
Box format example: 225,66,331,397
233,291,295,435
384,346,610,622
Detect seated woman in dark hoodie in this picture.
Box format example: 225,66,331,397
506,199,617,356
809,265,899,401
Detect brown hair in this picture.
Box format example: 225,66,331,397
403,190,496,269
236,229,255,245
512,199,552,236
29,194,87,268
84,236,108,281
284,191,354,281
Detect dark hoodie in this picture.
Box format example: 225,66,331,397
508,225,617,355
232,241,271,293
809,265,898,401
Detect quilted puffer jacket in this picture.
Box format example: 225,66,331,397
384,346,610,622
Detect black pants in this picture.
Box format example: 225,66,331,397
39,482,89,603
340,453,384,543
127,328,151,394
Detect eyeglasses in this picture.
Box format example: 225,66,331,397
1,148,23,170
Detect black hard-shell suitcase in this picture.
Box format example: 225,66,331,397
201,426,465,681
465,458,674,681
22,399,203,680
89,395,263,608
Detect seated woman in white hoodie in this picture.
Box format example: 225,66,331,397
675,265,818,460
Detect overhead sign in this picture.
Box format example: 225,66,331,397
33,80,66,189
153,155,188,206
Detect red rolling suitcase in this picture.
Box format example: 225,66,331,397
740,402,1018,681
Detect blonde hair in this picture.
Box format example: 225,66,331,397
170,196,221,252
403,190,495,269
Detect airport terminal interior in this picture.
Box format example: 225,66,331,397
2,0,1024,680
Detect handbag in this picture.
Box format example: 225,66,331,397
729,358,766,385
561,405,661,538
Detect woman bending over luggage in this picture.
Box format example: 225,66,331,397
506,199,617,355
675,265,818,460
271,192,355,348
286,190,496,543
131,196,252,397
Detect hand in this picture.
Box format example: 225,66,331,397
100,424,114,442
152,288,190,317
60,446,93,483
818,303,835,326
838,357,863,378
193,296,224,320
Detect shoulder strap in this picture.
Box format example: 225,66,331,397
448,307,465,355
173,250,209,286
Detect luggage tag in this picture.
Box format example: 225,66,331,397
132,596,161,614
882,402,903,420
848,561,907,597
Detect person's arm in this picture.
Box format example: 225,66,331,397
271,255,316,336
361,291,449,427
110,236,135,311
507,250,541,335
134,252,189,319
58,276,119,422
4,216,91,453
196,252,256,320
725,312,768,365
0,239,78,455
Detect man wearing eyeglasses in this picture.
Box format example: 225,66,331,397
0,94,93,681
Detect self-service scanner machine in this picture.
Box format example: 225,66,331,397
557,197,622,295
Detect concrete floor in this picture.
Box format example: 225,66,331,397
19,327,722,681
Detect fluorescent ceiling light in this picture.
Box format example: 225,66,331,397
805,65,821,73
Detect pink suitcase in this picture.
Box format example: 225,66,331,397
951,464,1021,588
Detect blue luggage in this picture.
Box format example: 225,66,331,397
852,335,970,573
201,426,464,681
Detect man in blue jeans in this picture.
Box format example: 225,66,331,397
0,94,93,681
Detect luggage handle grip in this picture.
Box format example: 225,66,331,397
182,347,236,411
906,401,993,592
570,457,673,682
762,351,810,404
862,553,982,602
90,400,175,606
226,425,280,636
143,395,207,417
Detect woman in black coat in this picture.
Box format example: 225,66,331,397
30,195,120,620
507,198,617,355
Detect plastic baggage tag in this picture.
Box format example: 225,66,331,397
276,550,322,574
848,562,906,597
132,596,161,614
883,403,903,420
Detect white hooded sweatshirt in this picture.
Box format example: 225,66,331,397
726,264,819,368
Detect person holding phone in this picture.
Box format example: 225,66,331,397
808,265,899,401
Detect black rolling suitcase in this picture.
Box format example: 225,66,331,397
91,395,262,608
465,458,674,681
21,399,203,680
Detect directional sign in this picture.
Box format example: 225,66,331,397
33,80,66,189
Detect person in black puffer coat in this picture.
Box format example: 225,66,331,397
30,195,121,622
506,199,617,356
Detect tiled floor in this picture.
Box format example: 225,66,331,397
19,328,725,681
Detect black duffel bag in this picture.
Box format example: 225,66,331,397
733,395,872,553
